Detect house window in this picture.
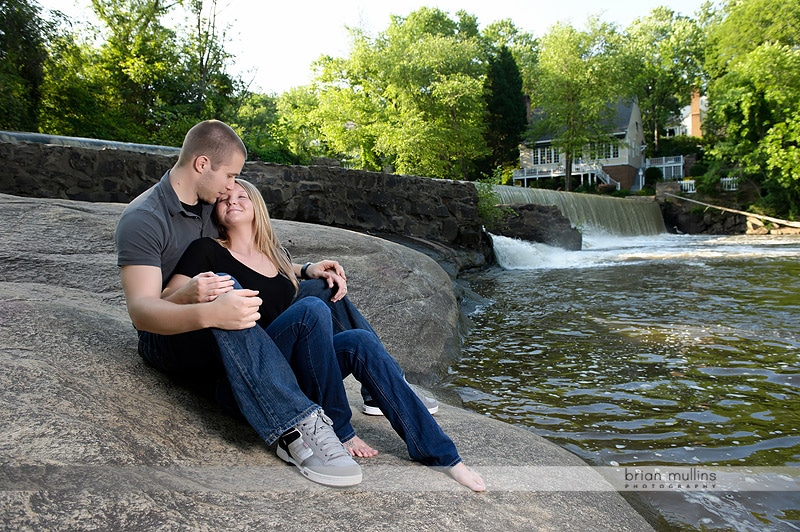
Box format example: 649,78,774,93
531,147,559,165
587,143,620,160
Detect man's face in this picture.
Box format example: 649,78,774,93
196,151,246,205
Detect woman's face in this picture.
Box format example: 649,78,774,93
215,183,254,229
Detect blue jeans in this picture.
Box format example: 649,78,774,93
297,279,376,334
296,279,378,405
138,291,320,446
139,277,460,466
333,328,461,467
295,280,461,467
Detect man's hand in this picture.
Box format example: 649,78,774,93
210,289,262,330
306,260,348,302
121,265,259,334
163,272,234,304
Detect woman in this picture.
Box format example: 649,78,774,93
164,179,485,492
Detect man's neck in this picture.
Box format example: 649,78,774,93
168,166,200,206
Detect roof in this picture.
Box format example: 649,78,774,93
525,100,636,145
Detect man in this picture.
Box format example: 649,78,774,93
115,119,361,487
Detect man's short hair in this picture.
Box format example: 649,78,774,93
176,120,247,169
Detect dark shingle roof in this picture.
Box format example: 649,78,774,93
526,100,635,145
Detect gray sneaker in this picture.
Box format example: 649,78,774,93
363,383,439,416
276,409,362,487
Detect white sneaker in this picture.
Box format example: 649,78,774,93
276,409,362,487
363,383,439,416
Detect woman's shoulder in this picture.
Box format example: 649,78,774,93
181,237,226,261
189,237,223,251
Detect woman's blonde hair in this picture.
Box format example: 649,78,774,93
215,179,299,292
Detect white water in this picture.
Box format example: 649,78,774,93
490,232,800,270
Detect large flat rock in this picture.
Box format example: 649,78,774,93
0,194,653,531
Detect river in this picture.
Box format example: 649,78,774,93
447,232,800,531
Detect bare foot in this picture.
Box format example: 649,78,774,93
343,436,379,458
449,462,486,492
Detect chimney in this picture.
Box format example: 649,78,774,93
690,89,702,138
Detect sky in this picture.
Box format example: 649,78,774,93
40,0,709,95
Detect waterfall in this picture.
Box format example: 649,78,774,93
495,185,666,236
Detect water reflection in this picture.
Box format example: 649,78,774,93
449,234,800,531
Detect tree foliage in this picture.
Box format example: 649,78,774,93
622,7,705,152
479,45,528,177
0,0,50,131
704,0,800,218
31,0,243,146
310,8,490,180
528,20,625,191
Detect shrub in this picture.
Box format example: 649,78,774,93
644,167,663,187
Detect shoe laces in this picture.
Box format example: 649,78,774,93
301,410,349,460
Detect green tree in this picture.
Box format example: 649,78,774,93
481,19,538,97
704,0,800,218
38,0,243,145
311,8,489,179
704,0,799,79
479,45,527,177
232,92,297,164
0,0,49,131
528,20,624,191
151,0,244,146
622,7,705,152
89,0,184,142
38,27,115,138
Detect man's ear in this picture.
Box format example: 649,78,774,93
193,155,210,173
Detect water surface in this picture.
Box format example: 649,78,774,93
449,233,800,531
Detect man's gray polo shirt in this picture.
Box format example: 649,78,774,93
115,171,219,286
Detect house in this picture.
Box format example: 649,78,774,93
665,90,706,138
513,100,647,190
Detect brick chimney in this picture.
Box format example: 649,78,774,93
690,89,702,138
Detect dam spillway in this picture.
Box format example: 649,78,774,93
494,185,666,236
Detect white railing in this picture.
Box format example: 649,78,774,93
513,167,561,178
581,162,620,190
513,163,620,190
680,179,696,193
647,156,683,166
645,155,684,180
721,177,739,191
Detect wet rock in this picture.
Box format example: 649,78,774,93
492,203,583,250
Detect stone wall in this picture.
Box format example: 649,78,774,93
0,138,486,256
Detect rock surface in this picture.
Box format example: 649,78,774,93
0,193,654,531
492,203,583,250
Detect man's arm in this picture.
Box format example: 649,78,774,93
161,272,234,304
121,265,262,334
